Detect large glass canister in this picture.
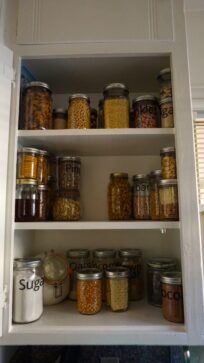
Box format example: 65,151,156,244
23,81,53,130
37,149,49,185
52,190,81,221
13,258,43,323
106,267,129,312
158,179,179,220
119,249,144,301
147,257,177,307
67,94,91,129
160,146,177,179
149,170,162,220
133,174,150,220
67,249,91,300
161,272,184,323
58,156,81,192
36,185,49,221
133,95,160,128
108,172,132,220
157,68,172,100
15,179,38,222
53,108,67,129
103,83,129,128
77,268,103,315
17,147,39,180
160,97,174,128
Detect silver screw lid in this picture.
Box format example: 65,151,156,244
134,95,158,103
105,266,129,278
77,268,103,280
119,248,142,257
158,179,177,186
67,249,89,258
160,146,175,155
93,249,116,258
161,271,182,285
25,81,51,92
159,97,172,105
147,257,177,269
69,94,90,103
14,258,42,269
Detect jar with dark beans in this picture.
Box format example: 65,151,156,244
149,170,162,220
161,272,184,323
15,179,38,222
37,185,49,221
157,68,172,100
133,174,150,220
108,173,132,220
159,179,179,220
133,95,160,128
58,156,81,191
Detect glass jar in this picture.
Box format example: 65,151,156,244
90,108,98,128
106,267,129,312
23,81,53,130
77,268,103,315
149,170,162,220
160,146,177,179
103,83,129,128
48,156,57,184
37,185,49,221
147,258,177,307
52,190,81,221
68,94,90,129
119,249,144,301
97,99,104,128
67,249,91,300
161,272,184,323
108,173,132,220
157,68,172,100
17,147,39,180
160,97,174,128
159,179,179,220
13,258,43,323
53,108,67,129
15,179,38,222
37,149,49,185
133,95,160,128
133,174,150,220
58,156,81,191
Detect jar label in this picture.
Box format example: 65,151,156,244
161,106,173,119
161,288,182,301
18,278,44,292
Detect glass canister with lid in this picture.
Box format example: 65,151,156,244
133,95,160,128
161,271,184,323
58,156,81,192
17,147,39,180
106,267,129,312
15,179,38,222
67,94,91,129
158,179,179,220
53,108,67,129
149,170,162,220
52,190,81,221
108,172,132,220
103,83,130,128
133,174,150,220
36,184,50,221
160,97,174,128
37,149,49,185
160,146,177,179
157,68,172,100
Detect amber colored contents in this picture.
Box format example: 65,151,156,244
37,153,48,185
161,155,176,179
68,97,90,129
18,152,38,179
77,280,102,315
108,174,132,220
162,283,184,323
104,98,129,128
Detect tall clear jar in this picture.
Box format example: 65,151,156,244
160,146,177,179
132,95,160,128
67,249,91,300
108,173,132,220
159,179,179,220
67,94,90,129
103,83,129,128
149,170,162,220
36,185,49,221
106,267,129,312
37,149,49,185
23,81,53,130
15,179,38,222
58,156,81,192
157,68,172,100
160,97,174,128
17,147,39,180
53,108,67,129
52,190,81,221
133,174,150,220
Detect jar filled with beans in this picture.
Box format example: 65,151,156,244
68,94,90,129
106,267,129,312
108,173,132,220
158,179,179,220
15,179,38,222
160,147,177,179
23,81,53,130
149,170,162,220
133,174,150,220
37,149,49,185
133,95,160,128
58,156,81,192
157,68,172,100
160,98,174,128
103,83,129,128
119,249,144,301
53,108,67,129
161,272,184,323
17,147,39,180
77,268,103,315
36,184,49,221
52,190,81,221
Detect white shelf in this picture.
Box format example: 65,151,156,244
18,129,175,156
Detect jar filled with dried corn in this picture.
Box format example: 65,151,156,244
106,267,129,312
158,179,179,220
149,170,162,220
108,173,132,220
67,94,90,129
103,83,129,128
133,174,150,220
160,147,176,179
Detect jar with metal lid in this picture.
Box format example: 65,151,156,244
17,147,39,180
147,258,177,307
108,172,132,220
67,249,91,300
90,108,98,128
133,95,160,128
13,258,43,323
106,267,129,312
77,268,103,315
159,179,179,220
58,156,81,191
68,94,90,129
160,146,177,179
157,68,172,100
103,83,129,128
53,108,67,129
133,174,150,220
97,99,104,128
36,185,49,221
161,272,184,323
52,190,81,221
119,249,144,301
37,149,49,185
15,179,38,222
160,97,174,128
149,170,162,220
23,81,53,130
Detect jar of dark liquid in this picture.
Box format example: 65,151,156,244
15,179,38,221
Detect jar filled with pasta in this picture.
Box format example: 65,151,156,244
108,173,132,220
37,149,49,185
133,174,150,220
17,147,39,180
68,94,90,129
160,147,177,179
157,68,172,100
133,95,160,128
52,190,81,221
149,170,162,220
15,179,38,222
103,83,129,128
158,179,179,220
106,267,129,312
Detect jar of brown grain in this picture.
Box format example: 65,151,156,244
108,173,132,220
67,94,90,129
103,83,129,128
161,272,184,323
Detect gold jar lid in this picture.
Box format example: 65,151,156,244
16,179,37,185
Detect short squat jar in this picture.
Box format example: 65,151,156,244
53,108,67,129
160,97,174,128
103,83,129,128
149,170,162,220
77,268,103,315
37,149,49,185
37,185,49,221
108,173,132,220
159,179,179,220
133,174,150,220
133,95,160,128
52,190,81,221
58,156,81,192
157,68,172,100
161,272,184,323
106,267,129,312
147,258,177,307
160,146,177,179
17,147,39,180
15,179,38,222
68,94,90,129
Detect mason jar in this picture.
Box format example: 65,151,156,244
53,108,67,129
158,179,179,220
133,95,160,128
68,94,90,129
106,267,129,312
36,185,49,221
37,149,49,185
103,83,129,128
52,190,81,221
108,172,132,220
17,147,39,180
157,68,172,100
15,179,38,222
133,174,150,220
160,146,177,179
149,170,162,220
58,156,81,192
160,97,174,128
161,271,184,323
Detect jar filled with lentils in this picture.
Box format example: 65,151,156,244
157,68,172,100
17,147,39,180
36,184,49,221
68,94,90,129
159,179,179,220
15,179,38,222
53,108,67,129
106,267,129,312
133,174,150,220
133,95,160,128
23,81,53,130
160,98,174,128
119,249,144,301
160,147,177,179
77,268,102,315
37,149,49,185
103,83,129,128
58,156,81,192
108,173,132,220
149,170,162,220
52,190,80,221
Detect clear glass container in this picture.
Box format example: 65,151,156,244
108,172,132,220
160,97,174,128
68,94,90,129
15,179,38,222
17,147,39,180
147,257,177,307
103,83,129,128
119,249,144,301
52,190,81,221
157,68,172,100
133,95,160,128
149,170,162,220
159,179,179,220
37,185,49,221
133,174,150,220
160,146,177,179
161,271,184,323
23,81,53,130
53,108,67,129
58,156,81,191
106,267,129,312
37,149,49,185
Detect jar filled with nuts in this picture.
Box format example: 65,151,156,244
106,267,129,312
67,94,90,129
160,147,177,179
133,174,150,220
103,83,129,128
158,179,179,220
52,190,81,221
133,95,160,128
149,170,162,220
37,149,49,185
157,68,172,100
53,108,67,129
36,184,49,221
58,156,81,192
108,173,132,220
